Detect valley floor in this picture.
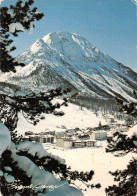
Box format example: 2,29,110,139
43,141,136,196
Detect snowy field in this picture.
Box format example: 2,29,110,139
45,141,136,196
17,102,106,134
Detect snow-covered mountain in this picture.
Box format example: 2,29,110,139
2,31,137,100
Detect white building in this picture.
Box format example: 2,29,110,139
90,131,107,140
56,137,73,149
26,134,54,144
64,139,73,149
56,137,97,149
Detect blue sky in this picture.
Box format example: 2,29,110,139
2,0,137,72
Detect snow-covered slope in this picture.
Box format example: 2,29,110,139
16,102,105,134
2,31,137,100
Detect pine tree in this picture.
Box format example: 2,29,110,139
106,92,137,196
0,1,99,195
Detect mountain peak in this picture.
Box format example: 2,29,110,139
41,31,92,48
29,31,100,65
42,31,82,42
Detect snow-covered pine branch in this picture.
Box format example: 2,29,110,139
0,0,44,35
0,0,44,72
0,122,11,157
9,142,82,196
0,87,71,137
106,124,137,155
0,124,82,196
106,158,137,196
